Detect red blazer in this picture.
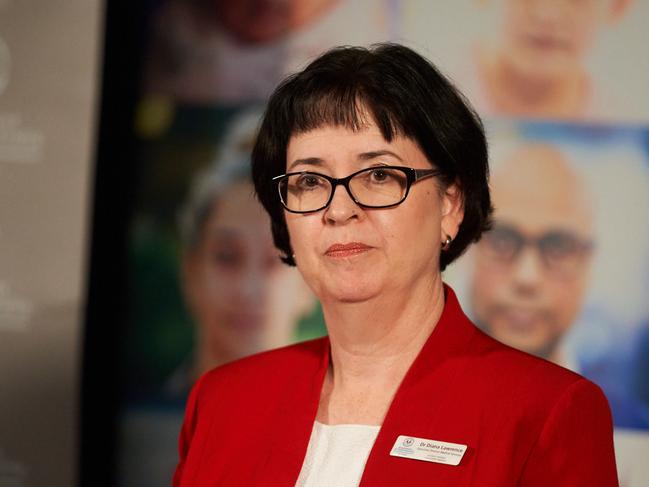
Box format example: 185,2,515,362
174,287,618,486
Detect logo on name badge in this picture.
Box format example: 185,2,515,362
390,435,467,466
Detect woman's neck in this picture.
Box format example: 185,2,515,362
317,275,446,425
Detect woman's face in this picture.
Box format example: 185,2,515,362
284,121,463,305
183,181,311,365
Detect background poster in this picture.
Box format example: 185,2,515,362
445,122,649,484
0,0,102,486
116,1,649,485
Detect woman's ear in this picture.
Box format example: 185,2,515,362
441,182,464,240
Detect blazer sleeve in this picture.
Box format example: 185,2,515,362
518,378,619,487
173,372,208,487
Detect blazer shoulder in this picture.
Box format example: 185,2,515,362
197,336,328,399
467,324,592,399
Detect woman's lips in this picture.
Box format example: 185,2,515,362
325,242,372,258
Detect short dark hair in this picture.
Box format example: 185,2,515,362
252,43,492,270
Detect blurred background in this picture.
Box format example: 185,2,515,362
1,1,648,486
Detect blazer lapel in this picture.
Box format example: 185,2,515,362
360,286,478,485
251,337,331,486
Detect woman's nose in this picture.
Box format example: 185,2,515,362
324,184,361,224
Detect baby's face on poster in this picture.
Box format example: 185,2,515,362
497,0,611,78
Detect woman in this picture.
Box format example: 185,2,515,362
173,44,618,486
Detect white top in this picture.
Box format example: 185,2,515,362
295,421,381,487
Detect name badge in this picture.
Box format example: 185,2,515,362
390,435,467,466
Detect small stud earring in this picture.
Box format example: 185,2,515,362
442,234,452,251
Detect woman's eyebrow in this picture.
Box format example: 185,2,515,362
287,157,324,171
358,150,403,161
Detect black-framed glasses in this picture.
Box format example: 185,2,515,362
481,224,594,276
272,165,441,214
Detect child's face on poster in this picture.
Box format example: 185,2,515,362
497,0,619,78
183,181,308,363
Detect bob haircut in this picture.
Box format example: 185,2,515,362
252,43,492,270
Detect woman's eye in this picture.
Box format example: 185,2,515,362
369,169,389,182
297,175,321,188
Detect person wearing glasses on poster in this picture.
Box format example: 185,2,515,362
469,143,595,370
173,44,618,486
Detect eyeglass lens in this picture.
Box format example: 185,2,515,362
279,167,409,212
483,224,591,274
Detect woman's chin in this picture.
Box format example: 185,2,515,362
319,279,382,304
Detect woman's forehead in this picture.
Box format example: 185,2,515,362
285,125,430,173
